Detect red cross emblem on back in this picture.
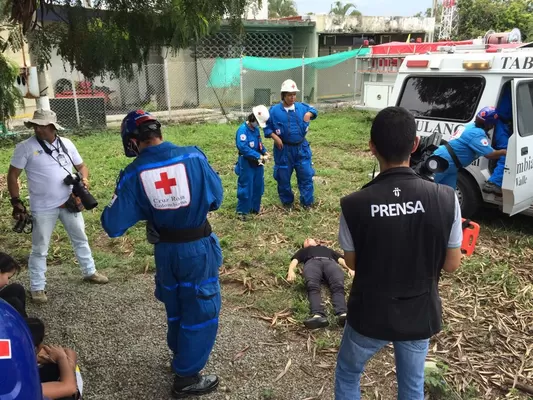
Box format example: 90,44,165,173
154,172,177,194
0,339,11,359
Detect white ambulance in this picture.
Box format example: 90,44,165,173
389,42,533,219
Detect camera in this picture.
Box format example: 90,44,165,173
13,213,33,234
410,131,449,181
63,172,98,210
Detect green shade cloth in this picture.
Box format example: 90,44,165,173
207,48,371,88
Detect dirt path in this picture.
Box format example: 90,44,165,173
20,268,358,400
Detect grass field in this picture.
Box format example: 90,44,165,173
0,109,532,399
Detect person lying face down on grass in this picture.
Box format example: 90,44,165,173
287,238,354,329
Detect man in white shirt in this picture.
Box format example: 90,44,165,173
7,110,108,304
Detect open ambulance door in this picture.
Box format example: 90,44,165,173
502,79,533,216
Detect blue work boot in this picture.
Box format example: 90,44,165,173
172,373,219,398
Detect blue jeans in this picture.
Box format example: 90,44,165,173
29,208,96,291
335,324,429,400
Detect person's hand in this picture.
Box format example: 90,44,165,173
348,270,355,278
303,112,313,122
82,177,90,189
42,345,68,364
64,347,78,368
272,135,283,150
262,153,271,162
37,347,52,364
11,200,26,221
287,270,296,282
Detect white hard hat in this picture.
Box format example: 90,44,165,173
281,79,299,92
252,105,270,128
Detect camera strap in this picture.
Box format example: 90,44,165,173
36,136,77,176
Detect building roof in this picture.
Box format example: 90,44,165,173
225,17,315,28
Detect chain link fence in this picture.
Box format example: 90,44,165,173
7,56,368,134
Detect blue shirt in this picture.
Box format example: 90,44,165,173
263,102,318,144
433,123,495,169
236,122,266,160
101,142,223,237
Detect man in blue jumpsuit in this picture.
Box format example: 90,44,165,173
0,299,43,400
264,79,318,209
484,86,513,195
433,106,507,189
100,110,223,398
235,105,270,218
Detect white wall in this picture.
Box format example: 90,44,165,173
312,14,436,35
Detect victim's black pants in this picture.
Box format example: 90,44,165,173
302,258,347,316
0,283,27,317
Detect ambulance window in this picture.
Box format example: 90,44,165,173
397,76,485,122
516,81,533,137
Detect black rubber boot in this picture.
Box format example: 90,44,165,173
304,314,329,329
171,373,219,398
482,182,502,196
337,313,347,327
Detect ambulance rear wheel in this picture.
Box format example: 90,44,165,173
456,172,481,219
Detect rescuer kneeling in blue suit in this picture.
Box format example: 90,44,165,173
0,299,43,400
101,110,224,398
264,79,318,209
235,105,270,219
433,106,507,189
484,86,513,196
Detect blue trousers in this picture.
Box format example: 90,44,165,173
335,324,429,400
488,132,509,187
235,156,264,214
434,170,458,189
272,141,315,206
488,156,506,187
488,123,511,187
154,234,223,376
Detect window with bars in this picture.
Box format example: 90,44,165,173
193,31,294,58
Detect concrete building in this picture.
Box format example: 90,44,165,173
309,14,436,102
3,4,436,127
314,14,436,54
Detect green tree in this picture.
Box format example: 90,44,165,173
1,0,254,80
414,7,435,17
0,10,24,126
329,1,361,16
0,54,23,128
268,0,298,18
456,0,533,41
0,0,253,123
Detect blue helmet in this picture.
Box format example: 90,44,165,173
120,110,161,157
476,106,499,126
0,299,42,399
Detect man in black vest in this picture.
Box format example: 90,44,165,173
334,107,463,400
